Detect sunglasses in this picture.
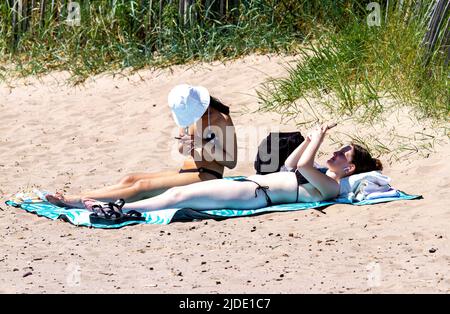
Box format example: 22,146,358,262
333,145,352,160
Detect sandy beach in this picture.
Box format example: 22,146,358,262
0,54,449,293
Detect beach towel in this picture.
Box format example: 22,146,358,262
338,170,391,197
4,176,422,229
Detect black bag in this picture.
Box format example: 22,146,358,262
254,132,305,175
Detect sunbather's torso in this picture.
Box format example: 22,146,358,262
246,172,332,204
180,158,224,179
178,108,235,179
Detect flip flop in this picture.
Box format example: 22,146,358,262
89,199,145,225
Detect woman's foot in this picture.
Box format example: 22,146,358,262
45,193,84,208
82,198,98,211
82,198,104,211
82,198,125,215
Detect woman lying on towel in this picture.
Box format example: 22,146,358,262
83,124,383,213
46,85,238,208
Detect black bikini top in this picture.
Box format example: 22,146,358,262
280,165,329,185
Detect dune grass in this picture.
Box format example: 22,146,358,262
257,0,449,122
0,0,301,84
0,1,393,84
1,0,448,125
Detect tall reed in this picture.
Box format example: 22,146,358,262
0,0,299,83
258,0,449,121
0,0,448,123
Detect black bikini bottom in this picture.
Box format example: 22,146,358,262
234,178,273,207
179,167,223,179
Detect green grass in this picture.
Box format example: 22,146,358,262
0,0,301,84
0,1,390,84
1,0,448,124
257,0,449,122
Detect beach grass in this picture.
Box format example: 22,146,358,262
0,0,301,84
257,0,449,122
0,1,394,84
1,1,448,122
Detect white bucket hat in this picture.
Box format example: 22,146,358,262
168,84,210,128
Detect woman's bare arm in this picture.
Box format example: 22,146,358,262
296,125,339,200
284,136,311,169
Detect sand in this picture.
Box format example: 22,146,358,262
0,54,449,293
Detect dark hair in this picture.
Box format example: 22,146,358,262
209,96,230,115
351,143,383,174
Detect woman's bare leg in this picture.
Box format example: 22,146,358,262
86,179,270,212
50,171,213,208
79,171,178,195
48,170,187,208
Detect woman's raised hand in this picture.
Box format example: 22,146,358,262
307,124,329,142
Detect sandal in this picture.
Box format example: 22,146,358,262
89,199,145,225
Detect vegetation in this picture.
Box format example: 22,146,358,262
0,0,448,122
257,0,449,121
0,0,300,83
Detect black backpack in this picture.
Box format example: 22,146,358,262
254,132,305,175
